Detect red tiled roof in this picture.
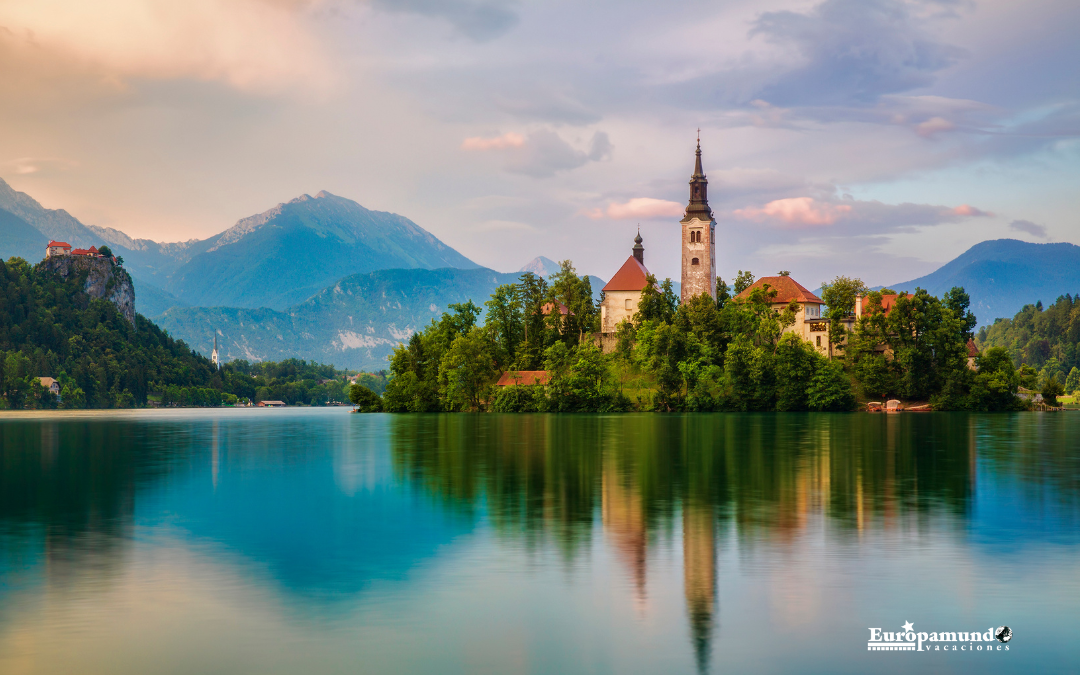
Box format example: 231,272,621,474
861,294,899,316
70,248,91,255
735,276,822,304
967,338,980,358
602,256,651,292
88,246,98,252
541,302,571,315
495,370,551,386
47,241,72,248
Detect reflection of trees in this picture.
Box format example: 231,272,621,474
390,413,985,672
0,419,194,592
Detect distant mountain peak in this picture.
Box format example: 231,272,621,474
518,256,562,277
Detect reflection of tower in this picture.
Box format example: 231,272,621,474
683,501,716,674
602,457,648,608
211,333,219,367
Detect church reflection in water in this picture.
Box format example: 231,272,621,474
3,411,1074,672
388,412,1011,671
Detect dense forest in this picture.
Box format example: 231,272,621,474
977,293,1080,394
375,260,1021,413
0,256,371,409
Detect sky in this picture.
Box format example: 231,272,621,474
1,0,1078,286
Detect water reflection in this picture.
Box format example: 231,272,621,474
1,411,1078,674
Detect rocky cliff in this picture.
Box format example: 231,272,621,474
37,256,136,324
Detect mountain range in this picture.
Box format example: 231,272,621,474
0,179,477,311
155,267,521,370
3,176,1077,369
889,239,1080,325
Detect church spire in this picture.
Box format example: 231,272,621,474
632,226,644,264
683,132,712,223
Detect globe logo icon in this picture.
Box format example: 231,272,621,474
995,626,1012,643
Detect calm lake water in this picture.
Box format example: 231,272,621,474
0,410,1077,674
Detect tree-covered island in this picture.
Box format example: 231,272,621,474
370,261,1029,413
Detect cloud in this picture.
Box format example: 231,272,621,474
914,116,955,137
0,0,332,94
4,157,79,175
749,0,965,106
587,198,684,221
1009,219,1049,239
369,0,518,42
952,204,993,217
465,129,612,177
734,197,852,226
461,132,526,151
731,196,993,231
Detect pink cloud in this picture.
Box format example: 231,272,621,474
586,197,684,220
952,204,993,217
733,197,852,227
461,132,526,151
915,116,955,137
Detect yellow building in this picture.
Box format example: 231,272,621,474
735,274,830,354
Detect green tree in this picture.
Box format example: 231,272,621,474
349,383,383,412
97,245,114,258
1065,367,1080,395
820,275,869,351
969,347,1023,411
806,358,856,411
1042,375,1065,407
440,327,497,411
484,283,523,368
944,286,978,342
733,270,755,296
715,276,731,310
517,272,551,369
637,274,678,324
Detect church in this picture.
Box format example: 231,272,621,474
598,137,833,357
599,137,718,336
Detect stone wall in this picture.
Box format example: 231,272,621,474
37,255,136,325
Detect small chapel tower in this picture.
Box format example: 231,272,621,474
680,134,716,303
211,334,219,367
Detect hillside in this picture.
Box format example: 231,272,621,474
0,256,216,408
156,267,521,370
890,239,1080,325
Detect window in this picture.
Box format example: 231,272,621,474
625,298,633,310
816,336,821,347
691,257,699,265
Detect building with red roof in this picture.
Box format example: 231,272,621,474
45,241,72,258
856,293,900,318
599,231,654,333
735,274,831,354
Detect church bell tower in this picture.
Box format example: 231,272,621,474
680,134,716,303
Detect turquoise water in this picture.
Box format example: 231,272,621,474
0,410,1077,674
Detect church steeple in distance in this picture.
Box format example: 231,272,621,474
679,131,717,303
684,129,712,222
633,227,644,264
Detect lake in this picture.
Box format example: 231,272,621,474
1,409,1077,674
